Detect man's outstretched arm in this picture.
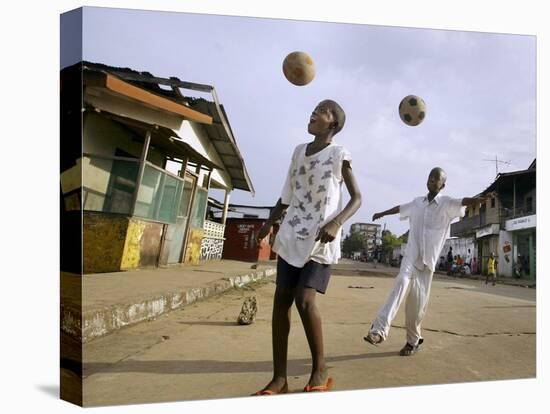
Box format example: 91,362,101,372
372,205,400,221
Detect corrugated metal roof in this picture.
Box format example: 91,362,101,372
481,159,536,194
187,98,254,194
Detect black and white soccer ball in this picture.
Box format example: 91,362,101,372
399,95,427,126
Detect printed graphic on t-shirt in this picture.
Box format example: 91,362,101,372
288,215,301,227
297,227,309,236
309,159,321,170
314,200,322,212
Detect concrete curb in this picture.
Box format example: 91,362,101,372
61,267,276,344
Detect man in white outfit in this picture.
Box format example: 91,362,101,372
364,167,495,356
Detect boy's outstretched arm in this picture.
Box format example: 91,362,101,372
256,198,289,243
317,160,362,243
461,191,497,207
372,206,400,221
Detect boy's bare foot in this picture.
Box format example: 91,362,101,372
252,377,288,396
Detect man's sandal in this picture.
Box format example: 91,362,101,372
364,332,384,346
399,338,424,356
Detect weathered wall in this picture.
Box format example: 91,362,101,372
485,197,501,224
137,220,164,268
222,219,272,262
83,212,129,273
120,218,164,270
83,213,165,273
185,228,204,265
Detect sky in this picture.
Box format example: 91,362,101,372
72,6,536,236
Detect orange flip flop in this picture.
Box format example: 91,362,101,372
303,377,334,392
252,382,288,396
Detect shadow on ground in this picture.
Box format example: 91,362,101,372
82,351,398,377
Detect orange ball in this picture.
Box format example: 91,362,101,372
282,51,315,86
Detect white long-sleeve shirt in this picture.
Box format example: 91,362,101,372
400,194,465,272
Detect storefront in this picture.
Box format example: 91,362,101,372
475,224,500,275
505,214,536,280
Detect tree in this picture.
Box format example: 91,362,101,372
381,229,403,261
342,231,367,256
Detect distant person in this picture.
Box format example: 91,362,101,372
465,249,472,270
254,100,361,395
450,255,458,273
522,254,529,276
472,257,478,274
455,255,464,277
446,247,453,271
364,167,496,356
486,252,498,286
514,254,523,278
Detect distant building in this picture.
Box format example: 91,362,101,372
208,200,273,220
205,202,278,262
350,222,382,259
450,160,536,279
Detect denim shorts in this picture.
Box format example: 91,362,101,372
276,256,331,294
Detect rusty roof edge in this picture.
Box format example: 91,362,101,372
82,64,213,124
82,61,214,93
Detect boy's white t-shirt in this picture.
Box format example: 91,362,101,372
272,142,352,268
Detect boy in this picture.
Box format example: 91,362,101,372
253,100,362,394
486,252,497,286
364,168,495,356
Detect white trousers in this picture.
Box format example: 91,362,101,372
370,259,434,346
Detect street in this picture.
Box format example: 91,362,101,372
81,262,535,406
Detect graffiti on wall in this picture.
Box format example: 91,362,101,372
200,237,224,261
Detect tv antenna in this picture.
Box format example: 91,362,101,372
483,155,511,176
